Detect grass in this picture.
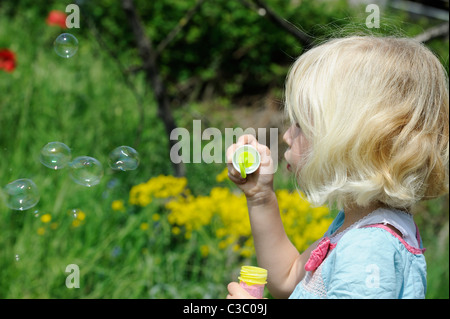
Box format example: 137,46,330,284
0,9,253,299
1,7,449,299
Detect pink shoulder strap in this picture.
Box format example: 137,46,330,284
363,223,426,254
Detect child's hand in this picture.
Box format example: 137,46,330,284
226,282,256,299
226,134,275,204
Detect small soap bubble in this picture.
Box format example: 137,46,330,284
3,179,40,211
33,210,40,218
108,146,140,171
54,33,78,58
40,142,71,170
69,156,103,187
15,254,20,261
68,208,79,218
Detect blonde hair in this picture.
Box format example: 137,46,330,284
285,36,449,210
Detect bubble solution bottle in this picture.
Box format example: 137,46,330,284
238,266,267,299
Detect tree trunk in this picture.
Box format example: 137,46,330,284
122,0,185,177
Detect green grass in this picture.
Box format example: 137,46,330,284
1,7,448,299
0,9,248,299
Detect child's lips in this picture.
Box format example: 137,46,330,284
284,150,291,171
284,147,294,171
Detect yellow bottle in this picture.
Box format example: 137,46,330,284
238,266,267,299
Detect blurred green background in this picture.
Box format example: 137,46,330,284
0,0,448,298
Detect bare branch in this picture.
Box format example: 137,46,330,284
251,0,314,48
156,0,208,57
122,0,155,66
414,22,449,43
122,0,185,176
83,6,145,147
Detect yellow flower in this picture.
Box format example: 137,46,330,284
140,222,149,231
276,189,333,252
200,245,210,257
215,167,229,182
37,227,46,235
72,219,82,228
40,214,51,223
129,175,188,207
76,211,86,221
72,219,81,228
111,200,125,212
134,173,333,260
71,210,86,228
171,226,181,235
218,240,227,250
215,228,227,238
240,247,253,258
129,183,152,206
50,222,58,230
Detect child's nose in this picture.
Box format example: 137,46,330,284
283,127,292,145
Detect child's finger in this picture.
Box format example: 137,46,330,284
226,282,255,299
236,134,258,148
227,162,247,184
256,143,272,167
226,144,248,182
226,143,239,164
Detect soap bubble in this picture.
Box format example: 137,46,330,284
69,156,103,187
67,208,85,227
68,208,80,218
54,33,78,58
40,142,71,170
3,179,40,211
108,146,140,171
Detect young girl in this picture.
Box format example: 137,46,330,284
226,36,449,299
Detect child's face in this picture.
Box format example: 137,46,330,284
283,124,310,172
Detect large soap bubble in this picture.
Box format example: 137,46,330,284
3,178,40,211
108,146,140,171
69,156,103,187
54,33,78,58
40,142,71,170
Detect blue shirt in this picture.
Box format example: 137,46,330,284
289,210,427,299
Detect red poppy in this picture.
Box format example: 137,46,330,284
0,49,16,73
46,10,67,29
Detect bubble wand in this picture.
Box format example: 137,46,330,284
232,145,260,179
